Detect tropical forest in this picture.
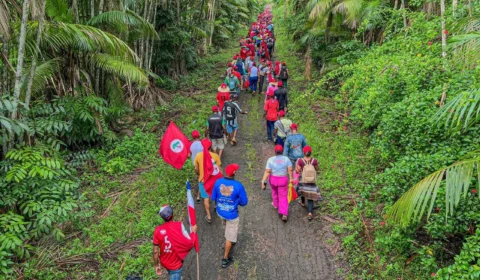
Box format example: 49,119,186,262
0,0,479,279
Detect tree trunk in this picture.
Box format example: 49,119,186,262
12,0,30,120
139,0,149,68
148,0,158,70
72,0,79,23
394,0,398,9
400,0,407,29
94,0,105,93
284,0,287,20
98,0,104,15
25,0,46,109
440,0,447,105
304,44,312,81
90,0,95,19
468,0,472,17
452,0,457,17
208,0,216,46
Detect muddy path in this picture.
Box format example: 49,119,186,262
181,90,340,279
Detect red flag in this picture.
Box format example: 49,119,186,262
159,122,189,169
201,139,223,196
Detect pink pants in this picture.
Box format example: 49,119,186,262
269,175,289,216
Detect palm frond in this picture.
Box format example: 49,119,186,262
431,89,480,132
42,22,138,62
388,152,480,226
22,58,61,95
0,0,10,38
87,53,148,87
45,0,74,23
87,9,159,40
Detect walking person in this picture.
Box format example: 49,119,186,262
278,62,290,89
258,59,270,95
274,81,288,111
283,123,307,167
153,205,198,279
295,146,321,221
273,110,292,146
188,130,204,203
225,72,240,96
249,62,259,93
264,91,279,141
222,94,248,145
194,139,222,223
211,164,248,268
205,106,226,158
261,145,293,222
216,83,231,113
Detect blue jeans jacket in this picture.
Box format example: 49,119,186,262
283,133,307,161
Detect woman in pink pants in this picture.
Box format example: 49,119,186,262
261,145,293,222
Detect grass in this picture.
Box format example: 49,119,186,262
15,42,241,280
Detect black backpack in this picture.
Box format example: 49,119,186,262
267,39,274,49
223,101,237,123
279,67,288,80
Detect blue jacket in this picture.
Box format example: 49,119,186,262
211,177,248,220
283,133,307,160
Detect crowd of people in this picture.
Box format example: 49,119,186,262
152,7,320,279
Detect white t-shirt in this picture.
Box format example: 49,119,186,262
266,155,292,176
190,140,203,165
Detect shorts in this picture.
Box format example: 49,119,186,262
212,138,225,151
199,182,209,199
224,217,240,242
226,123,238,134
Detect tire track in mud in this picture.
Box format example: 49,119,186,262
181,92,340,280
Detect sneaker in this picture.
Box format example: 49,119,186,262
222,258,233,268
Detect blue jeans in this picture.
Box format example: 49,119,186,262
276,135,285,146
249,76,258,92
266,120,275,140
168,267,183,280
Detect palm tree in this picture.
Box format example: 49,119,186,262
388,89,480,226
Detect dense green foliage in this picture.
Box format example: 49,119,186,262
277,0,480,278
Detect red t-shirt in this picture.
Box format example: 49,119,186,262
216,91,230,110
264,99,279,121
233,70,242,81
153,221,196,271
240,49,248,60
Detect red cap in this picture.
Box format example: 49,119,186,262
191,130,200,138
274,145,283,153
303,146,312,154
228,62,233,67
277,81,283,87
290,123,298,130
225,164,239,177
233,55,237,59
267,91,274,97
282,62,286,66
279,110,285,117
212,105,219,112
201,138,212,149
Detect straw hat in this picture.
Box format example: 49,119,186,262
218,83,230,92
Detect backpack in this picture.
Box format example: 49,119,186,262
223,101,237,123
235,59,244,75
279,67,288,80
227,77,237,91
301,158,317,184
267,39,274,49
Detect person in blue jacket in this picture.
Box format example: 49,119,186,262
211,163,248,269
283,123,307,167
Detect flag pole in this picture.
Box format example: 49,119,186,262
196,252,200,280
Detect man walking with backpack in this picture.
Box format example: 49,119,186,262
225,72,240,96
267,36,274,57
278,62,289,89
223,95,248,145
264,91,279,141
273,110,292,146
206,106,226,158
274,81,288,111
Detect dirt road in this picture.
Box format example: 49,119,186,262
182,93,340,280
